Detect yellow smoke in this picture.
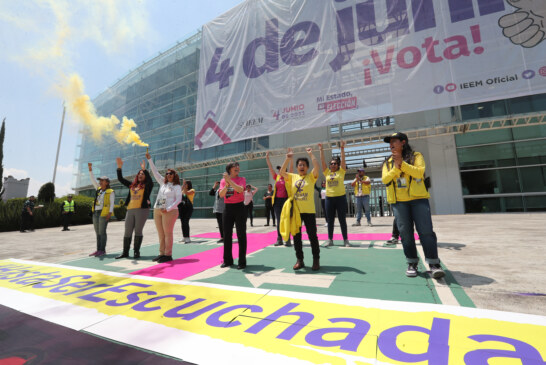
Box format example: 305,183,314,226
1,0,152,147
63,74,148,147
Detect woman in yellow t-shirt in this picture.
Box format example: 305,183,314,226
178,179,196,244
319,140,350,247
115,157,154,259
279,147,321,271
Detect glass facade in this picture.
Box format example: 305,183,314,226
75,32,270,218
457,94,546,213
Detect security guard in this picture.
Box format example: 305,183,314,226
61,194,75,231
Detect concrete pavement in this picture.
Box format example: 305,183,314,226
1,213,545,316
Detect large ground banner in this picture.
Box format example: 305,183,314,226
1,259,546,364
194,0,546,149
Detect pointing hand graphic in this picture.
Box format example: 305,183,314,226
498,0,546,48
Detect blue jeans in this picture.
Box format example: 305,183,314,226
355,195,371,223
326,195,348,240
92,212,109,251
392,199,440,265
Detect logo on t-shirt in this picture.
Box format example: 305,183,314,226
295,178,309,201
295,178,306,192
328,173,339,187
226,187,235,198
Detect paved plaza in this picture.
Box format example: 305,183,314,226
1,213,545,364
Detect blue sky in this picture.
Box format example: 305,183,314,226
0,0,243,196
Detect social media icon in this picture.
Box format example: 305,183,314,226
522,70,535,79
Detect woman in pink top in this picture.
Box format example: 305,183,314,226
219,162,247,269
265,151,293,247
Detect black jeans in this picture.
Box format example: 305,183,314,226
326,195,348,240
179,203,193,238
293,213,320,261
215,212,224,238
265,203,275,225
20,212,34,231
245,201,254,226
62,212,73,230
223,202,247,265
273,197,287,242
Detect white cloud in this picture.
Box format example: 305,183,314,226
56,163,74,174
3,167,74,197
3,168,29,179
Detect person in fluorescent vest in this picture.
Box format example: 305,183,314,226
61,195,75,231
88,163,115,257
381,132,445,279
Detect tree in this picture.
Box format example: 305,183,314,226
38,182,55,203
0,118,5,199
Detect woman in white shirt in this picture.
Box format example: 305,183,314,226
146,152,182,263
87,163,115,257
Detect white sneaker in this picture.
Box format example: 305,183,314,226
323,223,328,227
430,264,445,279
343,240,351,247
184,237,191,244
323,239,334,247
367,221,373,227
386,237,398,245
406,263,418,277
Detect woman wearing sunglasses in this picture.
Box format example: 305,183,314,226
319,140,350,247
146,152,182,263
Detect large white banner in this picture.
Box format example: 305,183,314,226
195,0,546,150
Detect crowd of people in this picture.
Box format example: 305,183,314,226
22,132,444,278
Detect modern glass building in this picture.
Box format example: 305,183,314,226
74,30,546,215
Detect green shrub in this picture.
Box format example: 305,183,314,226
0,195,94,232
38,182,55,203
113,204,127,221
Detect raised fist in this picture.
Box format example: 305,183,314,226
499,0,546,48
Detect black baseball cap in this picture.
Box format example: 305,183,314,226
383,132,408,143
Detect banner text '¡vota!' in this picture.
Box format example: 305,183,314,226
204,0,506,89
1,263,544,364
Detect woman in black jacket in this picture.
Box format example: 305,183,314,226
115,157,154,259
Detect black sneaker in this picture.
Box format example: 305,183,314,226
386,238,399,245
273,241,283,246
430,264,445,279
152,255,163,262
158,256,173,263
406,263,418,277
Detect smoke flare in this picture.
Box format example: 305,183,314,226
63,74,148,147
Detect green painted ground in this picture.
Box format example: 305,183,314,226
62,237,219,274
61,237,475,307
